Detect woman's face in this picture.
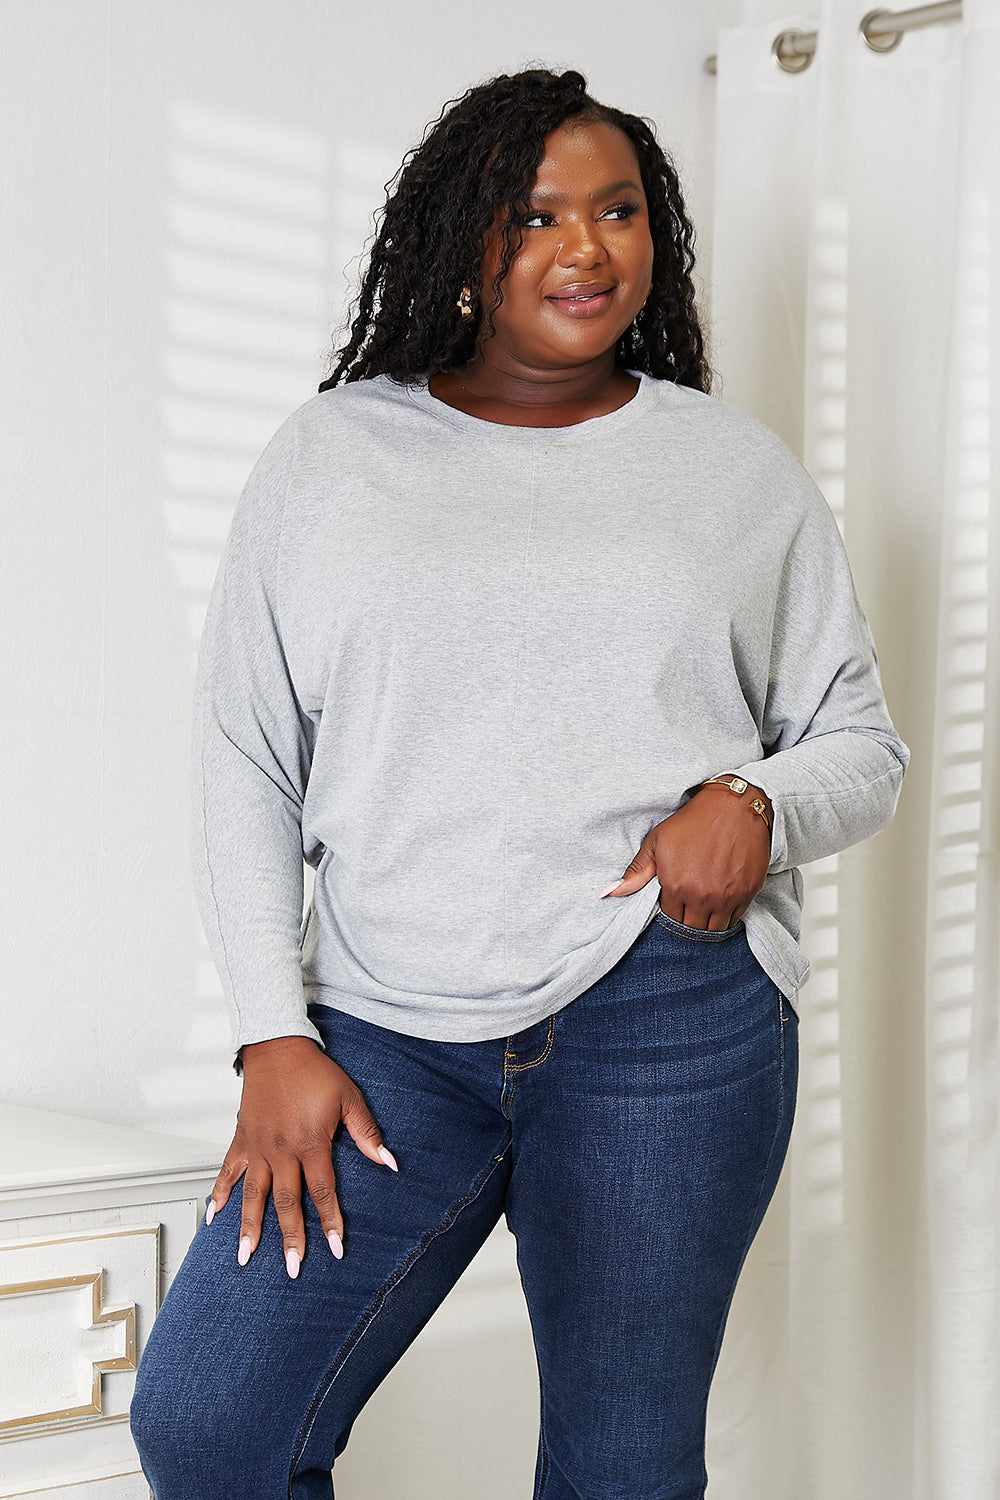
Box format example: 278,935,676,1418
478,120,654,374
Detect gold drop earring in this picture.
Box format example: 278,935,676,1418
457,285,474,321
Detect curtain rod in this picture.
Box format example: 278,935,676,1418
704,2,962,75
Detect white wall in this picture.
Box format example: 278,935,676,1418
1,0,726,1142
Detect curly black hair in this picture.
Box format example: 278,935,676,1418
318,67,712,394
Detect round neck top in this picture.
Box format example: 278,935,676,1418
404,368,655,443
190,368,908,1054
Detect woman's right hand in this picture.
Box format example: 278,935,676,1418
205,1035,398,1278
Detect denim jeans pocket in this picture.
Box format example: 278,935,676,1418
652,909,745,943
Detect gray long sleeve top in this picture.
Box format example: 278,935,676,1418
191,370,909,1055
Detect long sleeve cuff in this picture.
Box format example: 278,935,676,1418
733,726,909,873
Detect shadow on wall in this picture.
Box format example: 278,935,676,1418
927,183,993,1257
141,99,332,1139
796,191,850,1240
140,100,402,1141
797,855,844,1230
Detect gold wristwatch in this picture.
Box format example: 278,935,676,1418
702,774,772,834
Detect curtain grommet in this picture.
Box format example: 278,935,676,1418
860,9,905,54
772,29,814,73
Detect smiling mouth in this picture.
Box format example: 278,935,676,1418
546,285,617,319
548,285,615,302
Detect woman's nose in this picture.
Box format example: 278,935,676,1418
555,219,607,268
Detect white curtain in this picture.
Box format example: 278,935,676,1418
706,4,999,1497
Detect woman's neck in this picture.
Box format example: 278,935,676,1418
428,356,638,428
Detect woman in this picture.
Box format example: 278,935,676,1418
130,67,908,1499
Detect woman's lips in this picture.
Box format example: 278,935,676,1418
547,284,616,318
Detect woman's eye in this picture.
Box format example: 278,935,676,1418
603,200,641,221
520,201,641,229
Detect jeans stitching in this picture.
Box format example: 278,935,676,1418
509,1016,556,1073
653,912,742,943
502,1043,516,1119
287,1137,511,1489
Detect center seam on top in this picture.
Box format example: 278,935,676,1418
500,438,538,986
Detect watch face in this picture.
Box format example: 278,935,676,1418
731,778,748,795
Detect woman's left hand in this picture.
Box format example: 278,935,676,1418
601,782,772,931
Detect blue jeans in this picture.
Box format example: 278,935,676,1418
130,913,797,1499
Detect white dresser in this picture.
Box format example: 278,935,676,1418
0,1104,222,1499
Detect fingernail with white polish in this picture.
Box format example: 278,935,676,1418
599,881,623,898
205,1201,215,1226
237,1236,252,1267
285,1249,300,1280
328,1231,344,1260
377,1146,399,1172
